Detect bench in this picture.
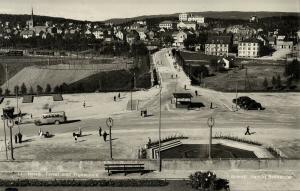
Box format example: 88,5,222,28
104,163,144,176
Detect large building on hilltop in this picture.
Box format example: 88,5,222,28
179,13,205,24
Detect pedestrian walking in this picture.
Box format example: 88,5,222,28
14,134,18,144
113,96,116,102
245,126,251,135
210,102,213,109
171,74,173,79
30,113,33,119
184,85,187,90
83,101,86,108
103,131,108,142
74,135,78,143
195,90,198,96
49,108,52,113
98,127,102,136
175,74,178,78
78,127,82,136
118,92,121,99
18,133,22,143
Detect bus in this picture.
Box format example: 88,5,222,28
34,111,67,126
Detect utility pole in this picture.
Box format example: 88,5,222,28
5,63,9,92
158,85,162,172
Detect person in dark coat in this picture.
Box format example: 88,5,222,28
118,93,121,99
103,131,108,142
18,133,22,143
245,126,251,135
113,96,116,102
98,127,102,136
195,90,198,96
14,134,18,144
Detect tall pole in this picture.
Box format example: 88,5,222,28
235,81,238,111
109,126,112,160
158,86,162,172
207,116,215,160
3,120,8,160
5,63,9,92
209,125,212,159
9,125,14,160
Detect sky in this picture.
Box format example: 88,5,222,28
0,0,299,21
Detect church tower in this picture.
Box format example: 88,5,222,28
27,8,34,29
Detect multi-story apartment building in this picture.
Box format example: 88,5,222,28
205,36,231,56
238,39,260,58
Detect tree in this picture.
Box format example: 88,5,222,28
4,89,10,96
276,75,282,88
14,85,20,95
162,34,174,47
45,84,52,93
29,86,34,94
21,83,27,95
53,86,60,93
285,59,300,80
262,77,268,89
271,76,277,88
36,85,43,95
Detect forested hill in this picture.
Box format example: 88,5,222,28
104,11,300,25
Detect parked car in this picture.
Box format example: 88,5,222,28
233,96,264,110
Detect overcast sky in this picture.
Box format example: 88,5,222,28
0,0,299,21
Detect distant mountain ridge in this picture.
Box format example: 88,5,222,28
104,11,300,24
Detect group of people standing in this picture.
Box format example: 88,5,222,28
98,127,109,142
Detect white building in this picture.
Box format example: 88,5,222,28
179,13,189,21
115,30,124,40
172,31,187,47
238,39,260,58
159,21,175,29
92,30,104,39
188,15,205,24
177,21,197,30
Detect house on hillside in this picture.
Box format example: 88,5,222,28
93,29,104,39
188,15,205,24
126,30,139,45
20,30,35,39
205,35,231,56
177,21,197,30
238,38,261,58
115,30,125,41
159,21,176,30
172,31,187,47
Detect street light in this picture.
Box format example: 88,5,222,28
158,85,162,172
106,117,113,160
3,107,15,160
207,116,215,159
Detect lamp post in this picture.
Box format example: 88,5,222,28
207,116,215,159
106,117,113,160
3,107,15,160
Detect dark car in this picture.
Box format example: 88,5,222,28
232,96,251,105
245,101,264,110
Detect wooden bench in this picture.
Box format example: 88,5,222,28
104,163,145,176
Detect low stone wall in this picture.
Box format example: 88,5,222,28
0,159,298,179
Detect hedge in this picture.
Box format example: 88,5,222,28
0,179,168,187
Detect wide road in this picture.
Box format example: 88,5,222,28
0,48,299,160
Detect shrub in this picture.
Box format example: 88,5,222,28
189,171,230,191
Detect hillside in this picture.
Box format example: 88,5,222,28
105,11,300,24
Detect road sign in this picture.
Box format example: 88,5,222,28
106,117,113,127
207,116,215,128
7,119,14,128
